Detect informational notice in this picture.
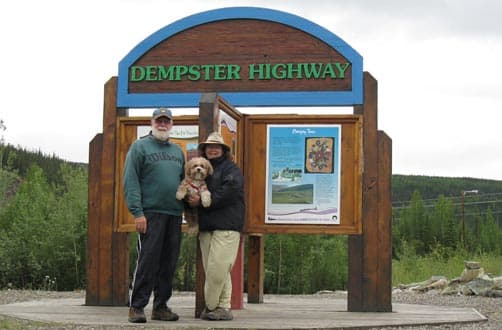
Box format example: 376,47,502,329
137,125,199,159
265,125,341,224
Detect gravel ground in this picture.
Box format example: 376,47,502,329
381,290,502,330
0,289,501,329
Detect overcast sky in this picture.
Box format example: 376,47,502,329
1,0,501,180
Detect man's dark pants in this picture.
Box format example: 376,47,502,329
130,213,182,310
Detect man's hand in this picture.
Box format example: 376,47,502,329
135,216,147,233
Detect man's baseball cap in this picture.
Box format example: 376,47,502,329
152,108,173,120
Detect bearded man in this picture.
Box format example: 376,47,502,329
123,108,185,323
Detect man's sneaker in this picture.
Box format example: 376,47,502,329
128,307,147,323
206,307,233,321
151,305,179,321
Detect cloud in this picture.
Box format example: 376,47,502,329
1,0,501,181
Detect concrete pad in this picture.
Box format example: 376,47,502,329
0,293,487,329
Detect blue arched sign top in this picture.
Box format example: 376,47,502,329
117,7,363,108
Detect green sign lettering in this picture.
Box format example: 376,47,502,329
129,62,350,82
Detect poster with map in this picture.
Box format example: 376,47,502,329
265,125,341,224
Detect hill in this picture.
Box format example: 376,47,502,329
392,174,502,201
0,143,86,186
2,143,501,203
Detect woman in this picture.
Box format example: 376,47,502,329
189,132,245,321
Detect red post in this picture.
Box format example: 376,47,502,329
230,235,245,309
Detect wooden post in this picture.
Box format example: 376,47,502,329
377,131,392,310
195,93,245,316
198,93,219,143
194,93,218,317
86,77,129,306
348,72,392,312
247,234,264,303
85,134,103,305
194,242,205,318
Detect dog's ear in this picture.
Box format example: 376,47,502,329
206,159,214,175
185,159,193,177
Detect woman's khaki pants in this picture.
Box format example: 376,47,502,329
199,230,240,310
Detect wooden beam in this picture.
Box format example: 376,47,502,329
247,234,264,303
199,92,219,140
377,131,392,311
195,93,219,316
85,134,103,305
348,72,381,312
86,77,129,306
195,93,246,314
195,240,205,317
96,77,118,305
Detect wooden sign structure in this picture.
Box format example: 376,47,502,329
87,7,392,313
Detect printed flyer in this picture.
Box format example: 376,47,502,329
265,124,341,224
137,125,199,159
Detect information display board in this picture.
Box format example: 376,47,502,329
244,115,362,235
113,115,198,232
265,125,341,225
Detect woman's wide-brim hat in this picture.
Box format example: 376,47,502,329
198,132,231,152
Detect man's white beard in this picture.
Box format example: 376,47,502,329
152,127,171,141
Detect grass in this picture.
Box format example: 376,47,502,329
0,315,54,329
392,246,502,287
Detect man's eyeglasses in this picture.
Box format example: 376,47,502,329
155,118,172,124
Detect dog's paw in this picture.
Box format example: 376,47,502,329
201,198,211,208
175,189,185,201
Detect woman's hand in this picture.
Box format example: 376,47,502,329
187,194,200,208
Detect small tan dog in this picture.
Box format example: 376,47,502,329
176,157,213,235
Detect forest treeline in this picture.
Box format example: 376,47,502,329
0,143,501,293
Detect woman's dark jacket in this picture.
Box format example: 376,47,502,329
198,155,245,232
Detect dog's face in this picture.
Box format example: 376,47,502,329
186,157,213,180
